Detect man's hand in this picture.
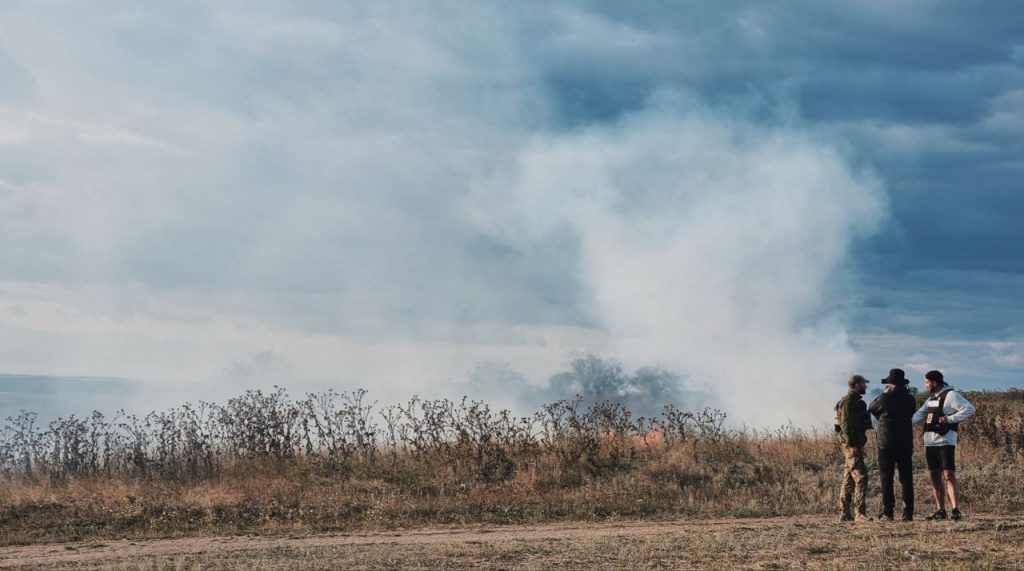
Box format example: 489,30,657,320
938,416,948,424
846,446,862,455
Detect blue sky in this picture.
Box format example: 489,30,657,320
0,2,1021,424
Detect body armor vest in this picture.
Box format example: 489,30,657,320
923,388,958,435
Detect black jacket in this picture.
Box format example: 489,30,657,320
869,385,917,450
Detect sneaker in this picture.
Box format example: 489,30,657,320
878,513,894,521
839,513,854,522
901,511,913,522
926,510,948,521
951,508,963,521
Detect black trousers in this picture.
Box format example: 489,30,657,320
878,446,914,517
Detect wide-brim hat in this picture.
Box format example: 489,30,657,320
882,368,910,385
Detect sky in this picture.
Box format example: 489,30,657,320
1,1,1022,426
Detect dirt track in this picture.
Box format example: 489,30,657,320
2,514,1023,569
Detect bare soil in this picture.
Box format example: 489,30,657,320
1,514,1022,569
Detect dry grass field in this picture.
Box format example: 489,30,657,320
1,387,1022,568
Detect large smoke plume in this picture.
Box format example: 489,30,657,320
468,97,886,426
0,6,889,428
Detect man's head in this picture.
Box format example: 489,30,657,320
848,374,869,395
924,370,946,393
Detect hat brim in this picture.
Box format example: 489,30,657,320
882,378,909,385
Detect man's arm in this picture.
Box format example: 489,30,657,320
868,395,883,419
945,391,976,423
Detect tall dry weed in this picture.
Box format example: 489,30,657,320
1,387,1022,544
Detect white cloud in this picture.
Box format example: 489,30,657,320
980,89,1024,133
988,341,1023,367
853,333,1024,389
821,120,989,157
550,8,663,54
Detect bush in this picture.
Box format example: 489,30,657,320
2,387,1022,544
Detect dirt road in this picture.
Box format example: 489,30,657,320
2,514,1022,569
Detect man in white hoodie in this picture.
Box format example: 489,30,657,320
912,370,976,521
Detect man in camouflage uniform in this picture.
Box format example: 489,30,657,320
836,374,872,522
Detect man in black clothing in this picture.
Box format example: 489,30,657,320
869,368,917,521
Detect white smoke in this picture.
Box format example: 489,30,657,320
468,96,886,426
1,4,892,427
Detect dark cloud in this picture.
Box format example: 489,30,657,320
507,2,1024,301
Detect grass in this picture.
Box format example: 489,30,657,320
0,389,1021,547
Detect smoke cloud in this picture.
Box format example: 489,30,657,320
469,96,886,426
0,4,892,428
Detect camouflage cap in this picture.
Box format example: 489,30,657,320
847,374,870,388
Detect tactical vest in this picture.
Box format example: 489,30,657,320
923,388,958,435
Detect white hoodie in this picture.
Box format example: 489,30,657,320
911,386,976,447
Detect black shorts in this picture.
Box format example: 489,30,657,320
925,445,956,471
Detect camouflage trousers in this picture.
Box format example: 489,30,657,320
839,447,868,516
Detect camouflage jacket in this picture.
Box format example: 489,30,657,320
836,390,869,447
